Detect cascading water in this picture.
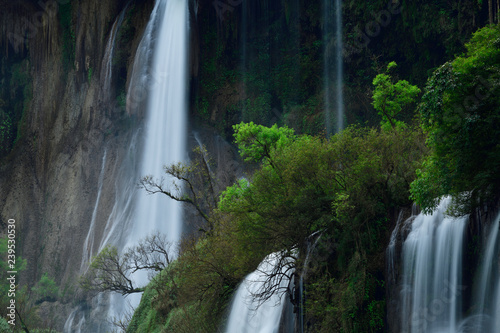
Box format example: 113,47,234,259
334,0,344,133
80,149,107,273
476,216,499,315
225,252,293,333
126,0,188,251
400,197,467,333
65,0,188,331
324,0,344,135
100,2,129,100
391,197,500,333
471,212,500,332
111,0,189,320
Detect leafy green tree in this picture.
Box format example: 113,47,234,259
127,122,426,333
233,122,296,162
372,61,421,131
411,24,500,214
218,123,426,329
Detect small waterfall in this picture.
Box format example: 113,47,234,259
475,215,499,314
100,3,129,100
80,149,107,273
472,213,500,332
391,197,500,333
97,132,139,251
75,316,85,332
63,309,77,333
324,0,344,135
334,0,344,133
193,131,213,174
225,252,293,333
64,307,87,333
387,211,405,284
399,197,467,333
126,0,162,115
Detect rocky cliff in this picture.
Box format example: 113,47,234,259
0,0,153,327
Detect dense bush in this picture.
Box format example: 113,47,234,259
127,119,426,332
411,24,500,214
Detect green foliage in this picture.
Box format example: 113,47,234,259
232,122,296,162
218,178,249,212
411,24,500,214
87,67,93,83
127,241,234,333
0,237,27,306
223,123,424,330
117,91,126,110
32,273,58,303
127,119,426,332
127,286,161,333
372,62,421,130
0,317,11,333
80,245,136,294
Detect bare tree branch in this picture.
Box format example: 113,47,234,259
80,232,175,296
138,146,220,233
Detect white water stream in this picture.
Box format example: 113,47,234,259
394,197,500,333
225,252,293,333
324,0,344,135
80,149,107,273
66,0,188,331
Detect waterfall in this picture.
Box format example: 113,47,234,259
66,0,189,331
472,213,500,332
334,0,344,133
391,197,500,333
112,0,189,320
475,215,499,314
64,306,87,333
100,2,129,100
324,0,344,135
225,252,293,333
128,0,188,248
63,309,77,333
399,197,467,332
80,149,107,273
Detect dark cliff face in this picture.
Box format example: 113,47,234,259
0,0,242,329
0,0,155,326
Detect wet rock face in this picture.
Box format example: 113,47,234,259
0,0,244,330
0,0,154,329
